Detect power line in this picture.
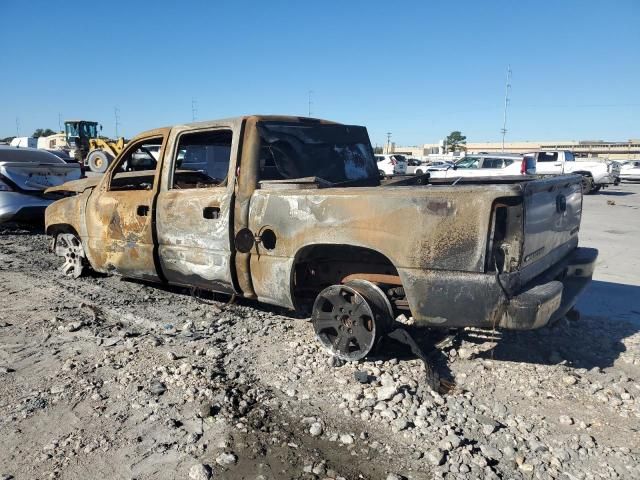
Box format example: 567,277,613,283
192,98,198,122
114,107,121,138
501,65,512,151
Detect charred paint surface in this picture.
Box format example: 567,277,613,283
156,188,234,291
245,184,519,309
45,193,87,239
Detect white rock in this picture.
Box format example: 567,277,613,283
309,422,323,437
425,448,445,466
189,463,211,480
339,434,354,445
216,452,238,466
377,385,397,402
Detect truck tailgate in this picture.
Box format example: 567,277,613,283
519,175,582,283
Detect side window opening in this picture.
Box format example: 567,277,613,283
109,137,163,191
172,130,232,189
457,157,479,169
538,152,558,162
481,158,502,169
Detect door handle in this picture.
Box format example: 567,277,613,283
554,162,562,166
203,206,221,220
136,205,149,217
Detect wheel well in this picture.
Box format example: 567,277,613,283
573,171,593,177
292,244,401,313
46,223,80,238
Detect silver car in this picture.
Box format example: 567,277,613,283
0,146,82,223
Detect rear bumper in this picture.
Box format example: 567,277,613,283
500,247,597,329
399,247,598,330
0,191,52,223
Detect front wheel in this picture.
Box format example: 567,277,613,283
87,149,113,173
55,233,86,278
311,280,393,361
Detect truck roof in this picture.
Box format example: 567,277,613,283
133,115,343,140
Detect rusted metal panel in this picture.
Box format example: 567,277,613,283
341,273,403,285
154,120,243,291
245,185,520,307
85,189,158,279
45,193,86,237
81,130,171,279
156,188,234,291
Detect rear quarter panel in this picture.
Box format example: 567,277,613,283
247,184,521,307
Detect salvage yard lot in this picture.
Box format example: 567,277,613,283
0,183,639,480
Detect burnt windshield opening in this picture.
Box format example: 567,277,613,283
257,122,379,186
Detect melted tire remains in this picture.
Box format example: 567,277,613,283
312,280,392,361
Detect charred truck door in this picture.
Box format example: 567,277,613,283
85,133,167,280
155,126,237,293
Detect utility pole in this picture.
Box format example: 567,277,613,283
191,98,198,122
501,65,512,151
15,117,20,137
386,132,392,153
307,90,313,117
114,107,121,138
58,113,62,132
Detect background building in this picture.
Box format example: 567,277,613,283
391,139,640,160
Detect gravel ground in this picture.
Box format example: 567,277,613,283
0,183,639,480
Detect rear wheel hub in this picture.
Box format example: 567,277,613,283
311,281,393,361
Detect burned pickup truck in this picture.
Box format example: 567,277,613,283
45,115,597,361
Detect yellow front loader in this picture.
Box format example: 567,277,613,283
64,120,127,173
86,137,126,173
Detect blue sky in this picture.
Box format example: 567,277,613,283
1,0,638,146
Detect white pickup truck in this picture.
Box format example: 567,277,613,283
428,153,535,179
531,150,620,194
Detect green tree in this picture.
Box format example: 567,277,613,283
445,131,467,152
32,128,56,138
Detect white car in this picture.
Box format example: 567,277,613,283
406,158,428,175
375,154,407,176
620,160,640,182
429,154,535,179
425,160,456,172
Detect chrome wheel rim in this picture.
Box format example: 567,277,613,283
55,233,85,278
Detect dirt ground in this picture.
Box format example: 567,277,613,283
1,184,639,480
